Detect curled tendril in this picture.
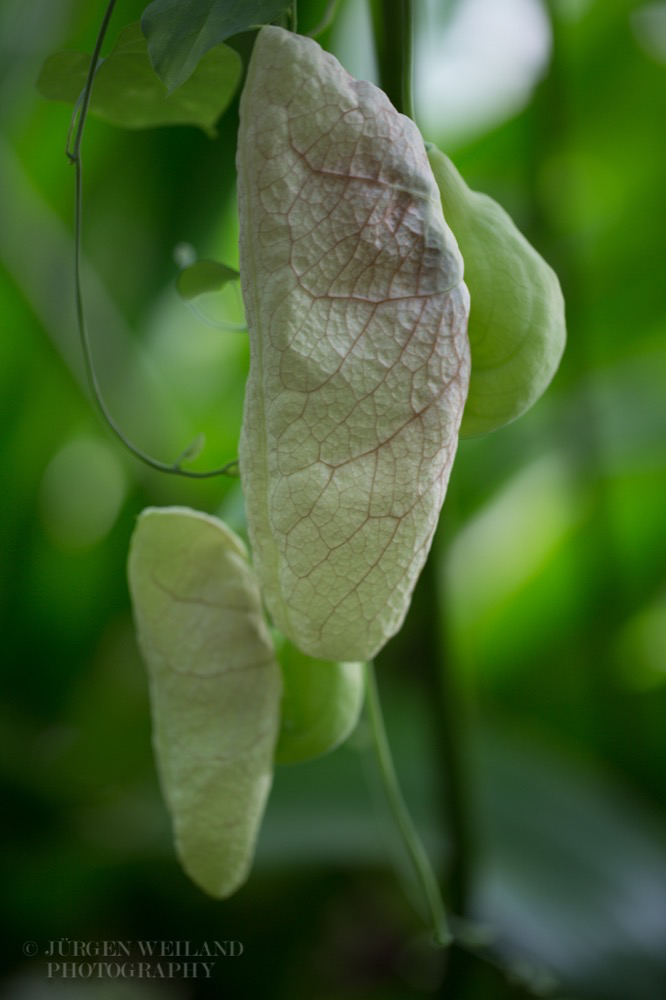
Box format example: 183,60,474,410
67,0,237,479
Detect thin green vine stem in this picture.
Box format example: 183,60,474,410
68,0,237,479
307,0,340,38
371,0,415,121
416,528,473,918
401,0,415,122
365,661,452,948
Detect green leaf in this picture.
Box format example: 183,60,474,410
176,259,240,301
36,50,90,107
36,21,241,134
275,641,365,765
237,27,470,663
127,506,282,898
427,147,566,437
142,0,293,92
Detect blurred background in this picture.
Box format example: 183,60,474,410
1,0,665,997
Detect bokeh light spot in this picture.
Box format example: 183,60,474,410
40,436,127,550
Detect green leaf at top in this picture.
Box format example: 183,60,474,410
36,21,241,135
176,260,240,301
142,0,292,92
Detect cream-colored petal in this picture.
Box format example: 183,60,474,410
237,27,470,661
127,506,281,898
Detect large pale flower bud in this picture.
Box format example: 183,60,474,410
128,507,281,898
427,147,566,438
237,27,470,662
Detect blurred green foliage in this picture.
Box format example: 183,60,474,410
1,1,665,998
37,22,241,134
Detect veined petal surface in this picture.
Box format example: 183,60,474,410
127,506,281,898
237,27,470,661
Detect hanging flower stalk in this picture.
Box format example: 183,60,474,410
127,24,564,908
